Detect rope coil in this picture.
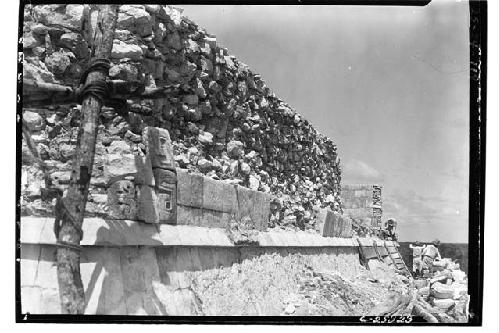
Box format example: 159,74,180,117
77,80,110,105
79,58,111,85
77,58,112,104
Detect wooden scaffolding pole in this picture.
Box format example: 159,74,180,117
22,79,182,108
54,5,118,314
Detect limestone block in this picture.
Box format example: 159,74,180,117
431,282,456,299
23,111,45,131
33,5,84,30
227,140,244,158
176,204,203,226
31,246,60,314
45,50,74,76
20,244,40,286
58,32,89,59
175,228,207,246
155,247,193,289
235,186,270,231
151,282,201,315
317,209,349,237
119,247,167,315
136,185,158,224
336,215,352,238
143,127,175,169
104,154,138,183
107,180,137,220
21,286,43,314
80,247,127,315
452,269,467,283
417,286,430,298
153,168,176,188
153,168,176,224
316,209,333,237
202,177,238,213
111,41,143,60
432,298,456,310
256,232,274,247
134,154,155,186
205,228,234,247
23,34,40,50
201,209,231,229
176,168,203,208
157,191,176,224
117,5,153,37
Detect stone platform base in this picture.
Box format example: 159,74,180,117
19,217,394,315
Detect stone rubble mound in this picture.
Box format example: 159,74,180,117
186,252,409,316
21,4,342,231
415,258,469,322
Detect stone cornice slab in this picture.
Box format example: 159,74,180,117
20,216,366,248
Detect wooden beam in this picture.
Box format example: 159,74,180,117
22,79,182,108
54,5,118,314
22,79,78,107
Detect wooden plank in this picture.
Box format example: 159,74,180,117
377,246,389,256
387,247,399,254
362,246,379,260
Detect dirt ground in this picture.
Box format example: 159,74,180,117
186,252,410,316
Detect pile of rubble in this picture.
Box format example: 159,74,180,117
186,252,410,316
411,258,469,323
21,4,342,231
283,265,410,316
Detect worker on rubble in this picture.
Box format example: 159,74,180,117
409,241,426,277
421,239,442,274
381,218,398,241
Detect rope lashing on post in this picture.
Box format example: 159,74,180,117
77,58,112,105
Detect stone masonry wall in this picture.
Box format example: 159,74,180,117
21,4,342,231
341,184,382,233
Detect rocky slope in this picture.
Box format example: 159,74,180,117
186,252,409,316
21,4,342,231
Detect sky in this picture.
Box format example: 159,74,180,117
181,0,470,243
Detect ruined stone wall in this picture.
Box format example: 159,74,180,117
341,184,382,230
21,4,341,231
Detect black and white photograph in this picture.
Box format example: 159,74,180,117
13,0,495,326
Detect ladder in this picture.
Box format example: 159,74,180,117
384,241,411,276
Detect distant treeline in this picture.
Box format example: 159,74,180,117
398,242,468,275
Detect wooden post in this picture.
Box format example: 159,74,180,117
55,5,118,314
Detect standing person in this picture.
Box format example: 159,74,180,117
409,241,426,277
422,239,442,274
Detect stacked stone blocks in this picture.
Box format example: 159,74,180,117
341,184,383,228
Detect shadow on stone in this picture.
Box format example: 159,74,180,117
83,221,167,315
